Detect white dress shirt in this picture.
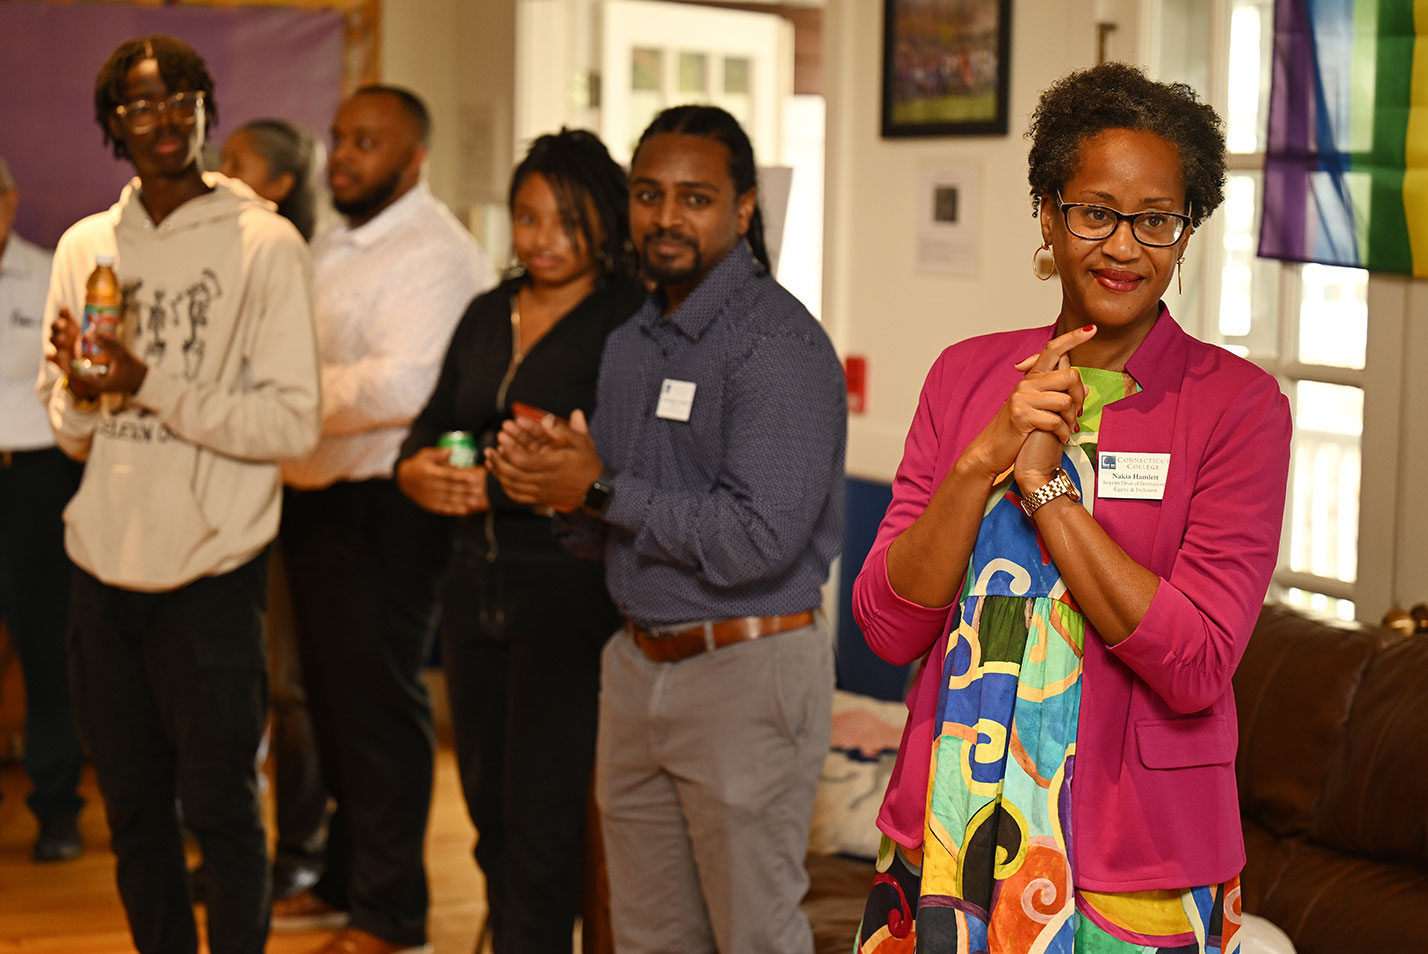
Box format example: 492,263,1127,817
283,181,493,489
3,232,55,450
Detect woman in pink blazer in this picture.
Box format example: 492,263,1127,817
852,63,1290,954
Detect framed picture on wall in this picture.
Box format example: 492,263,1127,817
881,0,1012,138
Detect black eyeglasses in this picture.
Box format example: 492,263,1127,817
1056,191,1192,248
115,92,205,134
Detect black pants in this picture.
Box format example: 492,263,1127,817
441,552,619,954
281,479,449,946
0,447,84,826
266,542,328,865
70,552,271,954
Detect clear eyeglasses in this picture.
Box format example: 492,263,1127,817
1056,190,1192,248
114,92,205,134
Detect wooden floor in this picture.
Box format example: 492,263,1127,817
0,745,489,953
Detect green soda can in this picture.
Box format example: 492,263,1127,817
438,430,478,468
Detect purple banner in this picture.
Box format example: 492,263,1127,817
0,3,344,248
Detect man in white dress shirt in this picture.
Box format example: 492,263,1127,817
272,86,492,954
0,156,86,864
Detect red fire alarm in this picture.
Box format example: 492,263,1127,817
845,355,867,415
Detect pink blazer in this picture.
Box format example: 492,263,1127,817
851,309,1291,892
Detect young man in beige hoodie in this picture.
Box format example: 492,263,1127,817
39,35,320,954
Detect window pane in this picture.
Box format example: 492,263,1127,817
1297,264,1367,369
1226,0,1274,153
679,51,708,94
715,57,753,131
630,48,665,157
1216,173,1279,353
724,56,751,94
1287,381,1362,583
631,47,662,91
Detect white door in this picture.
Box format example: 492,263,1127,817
516,0,791,163
515,0,815,308
597,0,792,164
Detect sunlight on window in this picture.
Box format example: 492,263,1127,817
1298,264,1368,369
1226,1,1272,153
1279,586,1357,622
1216,174,1279,353
1288,381,1362,583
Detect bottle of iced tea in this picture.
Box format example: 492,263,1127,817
74,253,120,377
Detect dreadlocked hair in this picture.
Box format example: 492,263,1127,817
95,35,217,161
1026,61,1226,228
632,104,770,275
509,128,636,280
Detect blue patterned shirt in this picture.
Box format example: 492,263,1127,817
565,242,846,629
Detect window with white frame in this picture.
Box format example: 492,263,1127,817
1161,0,1368,620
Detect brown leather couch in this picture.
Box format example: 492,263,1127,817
1234,602,1428,954
799,603,1428,954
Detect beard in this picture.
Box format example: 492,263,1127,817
638,227,703,286
331,163,406,222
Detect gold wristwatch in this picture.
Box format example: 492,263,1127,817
1019,468,1080,518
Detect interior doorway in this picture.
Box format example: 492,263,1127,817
514,0,825,317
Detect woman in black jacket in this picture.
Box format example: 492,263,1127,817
396,128,642,954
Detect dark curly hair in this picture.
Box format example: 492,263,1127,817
1026,62,1225,228
509,128,636,280
632,105,770,275
352,85,431,148
94,35,218,161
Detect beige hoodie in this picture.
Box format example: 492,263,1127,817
39,173,320,592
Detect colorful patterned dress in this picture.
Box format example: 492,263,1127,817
857,368,1241,954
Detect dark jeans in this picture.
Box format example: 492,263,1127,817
442,552,619,954
70,551,271,954
0,447,84,826
281,479,450,947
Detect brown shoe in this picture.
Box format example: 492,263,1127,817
309,927,433,954
271,888,350,932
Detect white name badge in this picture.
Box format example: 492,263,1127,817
656,378,697,422
1097,452,1171,500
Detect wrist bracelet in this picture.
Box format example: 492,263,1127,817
1019,467,1081,517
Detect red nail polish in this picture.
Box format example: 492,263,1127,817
1082,324,1095,331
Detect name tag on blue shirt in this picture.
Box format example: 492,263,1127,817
656,379,696,421
1097,452,1170,499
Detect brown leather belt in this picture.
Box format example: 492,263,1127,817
628,610,816,663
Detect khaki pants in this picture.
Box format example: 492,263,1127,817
595,618,834,954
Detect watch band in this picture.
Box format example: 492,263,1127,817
1019,468,1081,518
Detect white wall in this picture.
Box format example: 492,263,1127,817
824,0,1110,483
381,0,516,262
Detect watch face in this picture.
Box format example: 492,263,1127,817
583,471,614,515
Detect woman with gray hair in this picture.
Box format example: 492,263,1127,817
219,118,328,900
220,118,322,241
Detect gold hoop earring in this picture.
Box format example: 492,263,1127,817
1176,254,1185,295
1032,241,1056,281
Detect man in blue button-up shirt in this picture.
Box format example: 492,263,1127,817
489,106,846,954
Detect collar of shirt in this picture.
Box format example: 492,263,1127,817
0,232,41,278
331,180,435,251
637,239,758,341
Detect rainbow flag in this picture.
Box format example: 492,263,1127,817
1259,0,1428,276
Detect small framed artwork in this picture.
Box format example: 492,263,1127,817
881,0,1013,138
